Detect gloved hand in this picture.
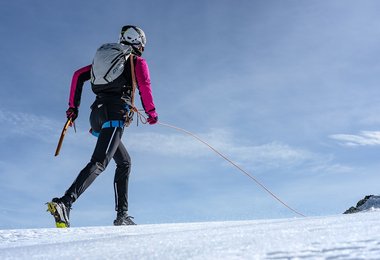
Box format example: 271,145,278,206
147,115,158,125
146,111,158,125
66,107,78,122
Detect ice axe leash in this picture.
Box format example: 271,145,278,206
134,110,306,218
54,118,73,156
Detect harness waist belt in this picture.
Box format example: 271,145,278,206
90,120,125,137
102,120,125,128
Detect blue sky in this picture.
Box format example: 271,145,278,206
1,0,380,228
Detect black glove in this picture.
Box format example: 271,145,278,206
66,107,78,122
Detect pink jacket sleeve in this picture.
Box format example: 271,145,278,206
68,65,92,108
135,57,157,118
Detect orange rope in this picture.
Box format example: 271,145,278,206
134,110,306,217
130,54,137,107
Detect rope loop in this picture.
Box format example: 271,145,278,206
130,107,148,126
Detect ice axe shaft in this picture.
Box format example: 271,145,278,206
54,118,72,156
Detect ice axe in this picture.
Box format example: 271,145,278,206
54,118,73,156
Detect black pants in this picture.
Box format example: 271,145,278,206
62,100,131,213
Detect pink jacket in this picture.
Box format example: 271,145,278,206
68,56,157,119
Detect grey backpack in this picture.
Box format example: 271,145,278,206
90,43,132,85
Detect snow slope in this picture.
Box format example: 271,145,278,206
1,212,380,259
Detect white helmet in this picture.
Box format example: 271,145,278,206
119,25,146,49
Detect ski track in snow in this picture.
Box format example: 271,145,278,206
1,212,380,259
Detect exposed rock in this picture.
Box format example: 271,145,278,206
344,195,380,214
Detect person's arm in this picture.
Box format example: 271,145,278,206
68,65,92,108
66,65,92,121
134,57,158,123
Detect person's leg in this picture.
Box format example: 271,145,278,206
113,141,136,225
113,141,131,213
62,126,124,206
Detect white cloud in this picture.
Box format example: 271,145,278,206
0,109,59,142
330,131,380,146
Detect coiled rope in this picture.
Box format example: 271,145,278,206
134,110,306,217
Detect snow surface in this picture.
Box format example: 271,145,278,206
1,212,380,259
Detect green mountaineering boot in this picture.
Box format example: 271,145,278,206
46,198,71,228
